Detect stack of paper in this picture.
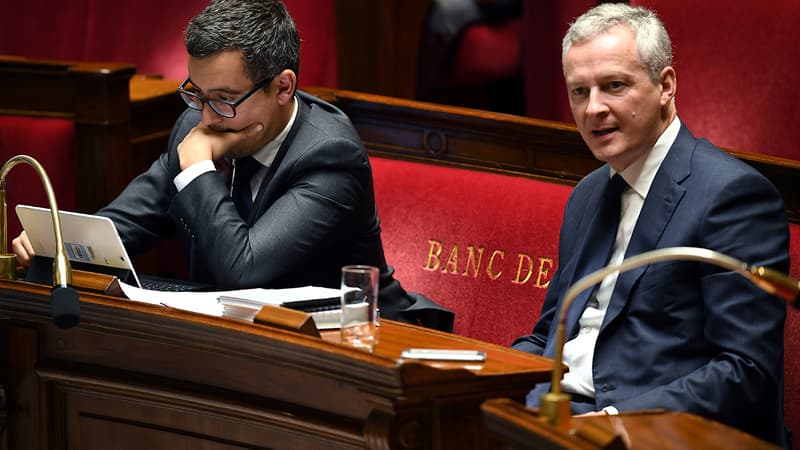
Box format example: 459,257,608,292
219,286,342,329
118,281,342,329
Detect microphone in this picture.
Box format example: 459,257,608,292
51,285,80,328
0,154,79,329
540,246,799,428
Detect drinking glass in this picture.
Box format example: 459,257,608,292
340,265,379,351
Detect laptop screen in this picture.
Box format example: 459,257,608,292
15,204,143,287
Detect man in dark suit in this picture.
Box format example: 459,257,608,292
11,0,453,330
512,3,789,446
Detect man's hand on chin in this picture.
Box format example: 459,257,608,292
177,122,264,170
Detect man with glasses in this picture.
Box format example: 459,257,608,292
12,0,453,331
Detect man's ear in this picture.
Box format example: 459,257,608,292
659,66,676,107
275,69,297,106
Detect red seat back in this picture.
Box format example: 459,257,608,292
371,156,572,345
0,117,77,247
783,224,800,447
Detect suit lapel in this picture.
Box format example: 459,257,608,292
562,175,618,333
246,96,307,223
601,125,695,329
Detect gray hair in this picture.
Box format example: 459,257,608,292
185,0,301,84
562,3,672,83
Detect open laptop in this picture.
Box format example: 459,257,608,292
16,204,210,292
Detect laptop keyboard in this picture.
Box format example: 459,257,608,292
139,275,211,292
141,279,195,292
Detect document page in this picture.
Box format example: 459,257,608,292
119,282,342,328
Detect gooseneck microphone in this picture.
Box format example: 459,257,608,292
541,246,800,428
0,154,80,329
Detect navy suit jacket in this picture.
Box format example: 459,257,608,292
98,91,453,330
513,125,790,446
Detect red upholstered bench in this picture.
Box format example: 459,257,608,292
784,224,800,447
371,156,572,345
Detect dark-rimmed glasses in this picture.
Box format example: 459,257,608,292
177,77,271,118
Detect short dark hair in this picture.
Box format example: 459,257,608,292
185,0,301,84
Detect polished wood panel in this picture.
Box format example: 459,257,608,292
0,55,184,213
306,87,800,224
0,279,551,449
481,398,781,450
335,0,430,99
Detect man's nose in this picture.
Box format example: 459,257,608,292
585,89,609,116
201,104,223,126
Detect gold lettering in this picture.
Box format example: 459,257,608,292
512,252,534,285
534,257,555,288
487,250,505,280
461,245,485,278
442,244,460,274
424,240,443,271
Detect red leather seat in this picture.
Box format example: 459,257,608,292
371,156,572,345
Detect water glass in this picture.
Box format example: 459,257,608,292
340,265,379,351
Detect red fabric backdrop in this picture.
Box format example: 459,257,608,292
0,0,337,87
632,0,799,160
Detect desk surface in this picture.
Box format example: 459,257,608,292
0,279,551,449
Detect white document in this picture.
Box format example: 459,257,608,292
119,282,342,329
217,286,341,308
118,281,229,315
219,286,342,329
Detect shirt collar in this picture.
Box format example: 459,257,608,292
250,95,298,167
611,116,681,199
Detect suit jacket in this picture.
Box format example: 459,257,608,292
512,125,790,446
98,91,453,330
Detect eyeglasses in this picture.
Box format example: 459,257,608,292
177,77,271,118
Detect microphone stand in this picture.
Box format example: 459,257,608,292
533,246,799,448
0,154,79,328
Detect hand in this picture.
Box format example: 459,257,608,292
11,231,35,267
177,122,264,170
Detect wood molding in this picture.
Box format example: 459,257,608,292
307,87,800,223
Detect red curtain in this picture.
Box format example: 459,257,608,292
0,0,338,87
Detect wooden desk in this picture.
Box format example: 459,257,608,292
481,398,780,450
0,280,551,449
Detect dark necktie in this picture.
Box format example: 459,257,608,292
232,156,261,218
561,174,629,337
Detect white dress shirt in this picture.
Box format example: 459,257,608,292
560,117,681,411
